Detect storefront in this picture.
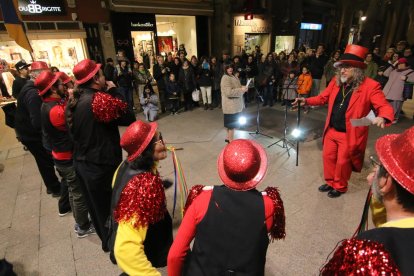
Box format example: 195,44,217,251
0,0,90,75
111,12,201,69
233,15,272,56
0,31,87,75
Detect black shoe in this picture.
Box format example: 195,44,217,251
318,184,333,192
328,189,344,198
225,139,230,143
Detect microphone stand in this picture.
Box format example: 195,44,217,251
267,79,295,155
249,87,273,139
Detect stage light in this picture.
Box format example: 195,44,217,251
239,116,247,126
291,128,302,138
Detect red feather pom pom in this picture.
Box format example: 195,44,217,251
92,92,127,123
264,187,286,241
184,185,205,215
114,172,166,228
321,238,401,275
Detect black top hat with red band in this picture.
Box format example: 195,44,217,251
334,44,368,69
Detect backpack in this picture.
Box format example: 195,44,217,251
1,102,16,128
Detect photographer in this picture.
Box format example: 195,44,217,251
140,84,159,122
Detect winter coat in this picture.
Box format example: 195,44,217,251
178,67,196,93
220,74,244,114
383,66,414,101
198,68,212,87
165,80,181,99
153,63,167,90
115,65,133,88
364,62,378,79
297,73,313,95
323,59,337,83
133,70,153,86
306,77,394,172
309,54,328,79
211,63,222,90
245,62,258,79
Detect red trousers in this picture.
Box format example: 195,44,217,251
322,128,352,192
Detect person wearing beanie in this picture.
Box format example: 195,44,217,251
294,45,394,198
168,139,286,276
108,120,173,275
66,59,135,251
321,127,414,275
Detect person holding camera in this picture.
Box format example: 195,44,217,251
140,84,159,122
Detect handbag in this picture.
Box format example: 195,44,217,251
192,89,200,102
1,102,17,128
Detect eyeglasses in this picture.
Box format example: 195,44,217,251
369,155,381,167
154,132,164,145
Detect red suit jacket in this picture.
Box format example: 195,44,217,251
306,77,394,172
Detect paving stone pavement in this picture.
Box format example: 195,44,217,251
0,102,412,276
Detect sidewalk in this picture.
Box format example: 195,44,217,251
0,103,412,275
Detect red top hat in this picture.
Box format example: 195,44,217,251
34,71,60,96
375,126,414,195
334,44,368,69
73,59,101,85
120,120,158,162
55,71,72,84
31,61,49,71
218,139,268,191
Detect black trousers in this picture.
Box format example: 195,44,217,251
76,160,116,251
22,140,61,193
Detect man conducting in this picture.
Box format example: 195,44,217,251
293,45,394,198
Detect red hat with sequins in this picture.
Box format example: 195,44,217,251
376,126,414,194
334,44,368,69
55,71,72,84
120,120,158,162
34,71,60,96
73,59,101,85
218,139,268,191
30,61,49,71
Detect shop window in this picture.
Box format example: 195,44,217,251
39,23,56,30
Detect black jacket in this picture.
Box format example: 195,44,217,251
309,54,329,79
198,68,212,87
104,64,115,82
12,76,29,99
165,80,181,98
153,63,167,90
67,88,135,166
15,81,42,142
178,67,196,93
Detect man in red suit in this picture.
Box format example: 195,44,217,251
293,45,394,198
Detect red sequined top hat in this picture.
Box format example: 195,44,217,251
30,61,49,71
34,71,60,96
55,71,72,84
120,120,158,162
218,139,268,191
334,44,368,69
375,126,414,195
73,59,101,85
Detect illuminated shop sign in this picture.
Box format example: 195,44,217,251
18,0,66,15
300,23,323,30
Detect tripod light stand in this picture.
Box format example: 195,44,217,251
267,81,296,155
249,87,273,139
